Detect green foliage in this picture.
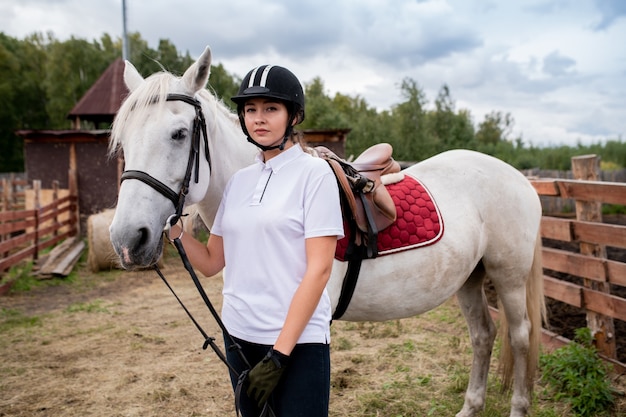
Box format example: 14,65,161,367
0,262,36,292
539,328,615,416
301,77,350,130
603,204,626,215
0,308,41,332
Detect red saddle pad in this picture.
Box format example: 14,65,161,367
335,174,444,261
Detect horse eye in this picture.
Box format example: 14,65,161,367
171,129,187,141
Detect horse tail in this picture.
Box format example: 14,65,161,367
499,231,546,392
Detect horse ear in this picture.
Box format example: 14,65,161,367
181,46,212,93
124,60,144,92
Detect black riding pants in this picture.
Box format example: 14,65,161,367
224,334,330,417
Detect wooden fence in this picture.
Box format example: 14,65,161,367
528,154,626,371
1,174,28,211
522,167,626,213
0,177,78,276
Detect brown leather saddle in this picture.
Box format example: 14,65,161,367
315,143,401,259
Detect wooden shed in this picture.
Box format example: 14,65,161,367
16,129,119,220
302,128,349,159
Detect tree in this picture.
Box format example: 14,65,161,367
332,93,394,159
429,85,475,150
207,63,240,110
476,111,514,146
301,77,349,130
0,33,49,171
44,36,118,128
391,78,435,161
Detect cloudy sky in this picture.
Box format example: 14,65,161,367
2,0,624,147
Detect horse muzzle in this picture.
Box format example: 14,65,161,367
110,221,165,269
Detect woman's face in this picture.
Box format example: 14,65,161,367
243,98,290,149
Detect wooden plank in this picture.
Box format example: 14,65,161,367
0,209,36,222
38,195,73,213
529,179,560,196
556,180,626,205
540,217,573,241
0,246,37,271
36,231,72,253
38,237,78,276
543,276,582,307
607,260,626,287
0,218,37,234
52,240,85,277
541,218,626,250
584,289,626,322
39,206,71,224
542,247,606,282
573,221,626,249
0,230,37,253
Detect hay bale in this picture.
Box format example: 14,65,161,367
87,209,119,272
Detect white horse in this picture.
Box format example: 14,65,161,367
109,46,545,417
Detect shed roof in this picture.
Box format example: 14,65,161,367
16,129,111,143
67,58,128,125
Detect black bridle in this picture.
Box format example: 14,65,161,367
120,93,212,226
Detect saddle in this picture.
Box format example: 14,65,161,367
315,143,401,259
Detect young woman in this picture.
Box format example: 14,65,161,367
172,65,343,416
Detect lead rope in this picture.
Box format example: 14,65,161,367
157,221,276,417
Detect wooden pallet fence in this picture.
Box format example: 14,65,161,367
529,154,626,366
0,174,28,211
0,179,78,275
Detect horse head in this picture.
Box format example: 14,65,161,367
109,46,226,269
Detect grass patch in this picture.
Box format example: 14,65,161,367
333,336,354,351
65,300,110,314
1,262,37,292
0,308,41,332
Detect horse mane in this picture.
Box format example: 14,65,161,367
109,70,241,158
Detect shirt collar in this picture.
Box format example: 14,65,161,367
255,144,304,173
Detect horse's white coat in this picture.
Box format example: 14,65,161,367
109,47,545,417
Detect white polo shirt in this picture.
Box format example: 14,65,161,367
211,144,344,345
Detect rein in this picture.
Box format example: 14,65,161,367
120,93,275,416
153,231,254,417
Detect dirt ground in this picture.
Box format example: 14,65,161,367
1,257,625,416
0,263,239,417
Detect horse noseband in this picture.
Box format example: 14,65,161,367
120,93,212,224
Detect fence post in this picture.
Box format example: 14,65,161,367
68,167,79,237
52,180,59,237
33,180,41,263
571,154,617,359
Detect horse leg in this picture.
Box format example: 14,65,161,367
454,264,497,417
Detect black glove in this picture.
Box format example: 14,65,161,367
246,348,290,408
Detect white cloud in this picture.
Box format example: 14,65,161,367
0,0,624,146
